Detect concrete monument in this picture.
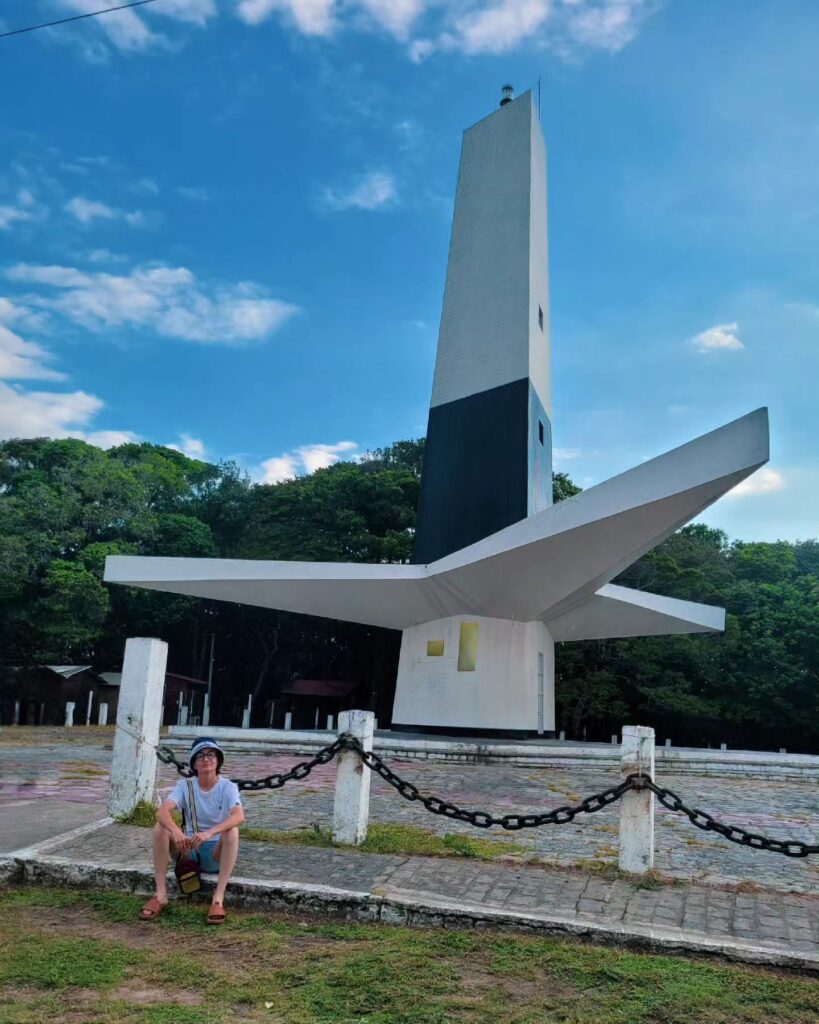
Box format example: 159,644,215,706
105,88,769,738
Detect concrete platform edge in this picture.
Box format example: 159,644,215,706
7,853,817,974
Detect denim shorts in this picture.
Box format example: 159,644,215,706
195,838,221,873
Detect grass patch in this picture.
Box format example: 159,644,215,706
0,933,140,989
241,821,527,860
118,801,183,828
0,884,817,1023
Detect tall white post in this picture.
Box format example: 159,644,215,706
98,703,108,726
202,695,210,727
314,707,320,729
241,693,252,729
326,714,334,731
618,725,655,874
333,710,375,846
65,702,75,727
13,699,20,726
284,711,292,731
85,690,94,726
107,637,168,818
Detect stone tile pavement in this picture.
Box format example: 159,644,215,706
2,730,817,892
5,820,818,971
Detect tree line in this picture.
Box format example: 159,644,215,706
0,437,816,751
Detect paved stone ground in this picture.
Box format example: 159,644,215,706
9,821,819,969
2,728,817,893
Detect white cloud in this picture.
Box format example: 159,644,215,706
236,0,336,35
65,196,148,227
81,429,140,448
449,0,551,56
322,170,398,211
6,262,300,345
563,0,649,53
0,189,37,230
166,433,207,458
83,249,128,264
0,381,103,440
58,0,167,52
260,440,359,482
65,197,117,223
133,176,160,195
0,325,65,382
354,0,426,39
690,321,744,353
154,0,218,25
727,468,786,499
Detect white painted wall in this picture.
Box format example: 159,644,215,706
430,91,550,413
392,615,554,733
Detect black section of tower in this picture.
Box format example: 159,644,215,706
413,378,532,564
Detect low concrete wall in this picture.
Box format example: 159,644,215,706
166,726,819,779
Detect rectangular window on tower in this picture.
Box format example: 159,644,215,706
538,420,544,445
457,622,479,672
538,305,544,331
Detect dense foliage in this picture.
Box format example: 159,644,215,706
0,437,816,751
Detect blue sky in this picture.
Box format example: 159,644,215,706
0,0,817,542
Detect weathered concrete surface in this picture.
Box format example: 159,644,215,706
0,798,108,854
167,726,819,779
2,730,818,892
9,821,819,972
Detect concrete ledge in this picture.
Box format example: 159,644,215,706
11,854,818,973
166,726,819,779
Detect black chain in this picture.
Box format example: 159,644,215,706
345,736,634,830
156,738,347,791
156,740,819,854
632,775,819,859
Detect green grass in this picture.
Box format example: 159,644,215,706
1,884,817,1023
240,821,528,860
118,801,183,828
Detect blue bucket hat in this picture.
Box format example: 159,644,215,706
189,736,225,772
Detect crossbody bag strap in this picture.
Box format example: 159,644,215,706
186,779,199,835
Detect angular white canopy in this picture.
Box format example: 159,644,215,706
105,408,769,641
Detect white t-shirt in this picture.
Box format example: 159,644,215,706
168,776,242,836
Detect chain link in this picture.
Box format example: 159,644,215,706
632,775,819,859
346,736,634,831
155,739,819,854
156,737,347,791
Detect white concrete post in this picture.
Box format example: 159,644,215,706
284,711,292,730
98,703,108,726
13,700,20,725
559,730,565,742
85,690,94,726
665,738,671,748
202,696,210,727
720,742,727,751
241,694,252,729
611,734,618,745
314,707,320,729
618,725,655,874
65,702,75,727
180,705,189,727
326,715,334,731
107,637,168,818
332,709,375,846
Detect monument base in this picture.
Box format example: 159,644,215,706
391,724,556,740
392,615,555,736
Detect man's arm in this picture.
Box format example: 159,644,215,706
190,804,245,848
155,798,189,851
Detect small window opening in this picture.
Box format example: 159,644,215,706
538,305,544,331
538,420,544,446
427,639,444,657
458,622,479,672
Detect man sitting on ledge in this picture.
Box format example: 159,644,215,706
139,736,244,925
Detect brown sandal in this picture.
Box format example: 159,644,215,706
139,896,167,921
207,902,226,925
